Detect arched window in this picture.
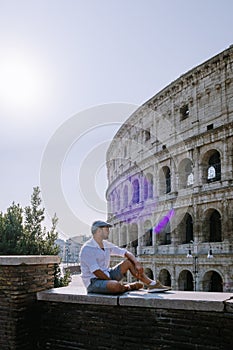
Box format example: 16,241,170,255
209,210,222,242
144,268,154,280
129,223,138,256
143,220,153,246
159,221,171,245
179,213,193,244
132,179,140,204
207,152,221,182
165,167,171,193
186,214,193,243
159,269,171,287
178,159,193,188
203,271,223,292
144,129,151,141
178,270,193,291
144,228,152,246
120,226,127,248
159,166,171,194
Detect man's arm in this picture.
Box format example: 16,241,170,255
93,269,111,280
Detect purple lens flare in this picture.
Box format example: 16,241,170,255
153,209,175,234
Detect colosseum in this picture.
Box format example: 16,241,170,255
106,45,233,292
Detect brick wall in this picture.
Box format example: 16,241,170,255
37,283,233,350
37,301,233,350
0,256,60,350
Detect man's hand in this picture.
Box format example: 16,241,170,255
135,261,144,278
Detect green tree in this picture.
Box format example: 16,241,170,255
54,264,71,288
18,187,60,255
0,187,70,287
0,203,24,254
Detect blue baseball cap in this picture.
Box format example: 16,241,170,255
91,220,112,234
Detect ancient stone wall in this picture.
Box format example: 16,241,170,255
106,45,233,292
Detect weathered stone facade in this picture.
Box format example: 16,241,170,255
106,45,233,292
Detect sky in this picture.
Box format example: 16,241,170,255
0,0,232,239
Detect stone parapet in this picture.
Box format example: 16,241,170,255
37,278,233,350
37,285,233,312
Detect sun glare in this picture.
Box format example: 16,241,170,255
0,53,46,112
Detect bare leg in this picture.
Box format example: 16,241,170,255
106,280,129,293
119,259,152,285
105,259,152,293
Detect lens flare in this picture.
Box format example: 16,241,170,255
153,209,175,234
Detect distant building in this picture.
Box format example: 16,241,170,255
56,235,91,263
56,239,66,261
106,45,233,292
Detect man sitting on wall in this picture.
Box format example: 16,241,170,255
79,220,171,294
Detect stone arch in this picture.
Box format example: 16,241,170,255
120,225,127,248
202,270,223,292
143,219,153,246
202,208,222,242
178,158,193,189
178,270,193,291
201,149,221,183
178,212,194,244
111,226,119,246
158,269,171,287
144,267,154,280
157,220,171,245
159,166,171,194
143,173,153,200
128,223,138,255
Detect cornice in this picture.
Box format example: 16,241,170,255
107,45,233,156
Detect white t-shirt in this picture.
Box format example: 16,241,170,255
79,237,127,288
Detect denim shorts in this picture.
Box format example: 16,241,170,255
87,263,125,294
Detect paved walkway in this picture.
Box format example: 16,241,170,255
69,274,85,287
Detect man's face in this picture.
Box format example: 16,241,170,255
100,226,110,239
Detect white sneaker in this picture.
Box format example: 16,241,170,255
146,280,171,293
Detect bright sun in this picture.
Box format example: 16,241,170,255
0,53,45,112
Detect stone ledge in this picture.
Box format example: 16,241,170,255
0,255,61,265
37,286,118,306
37,285,233,312
119,290,233,312
225,298,233,312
